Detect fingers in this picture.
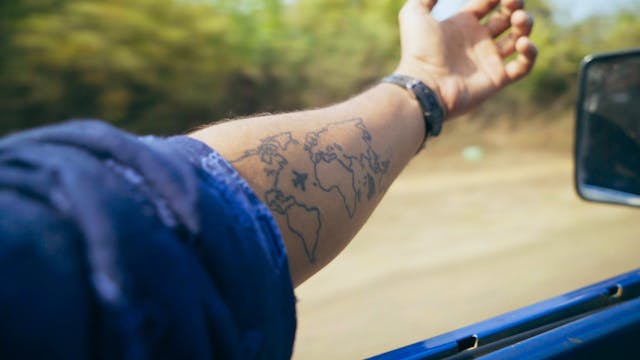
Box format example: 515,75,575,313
463,0,500,19
484,0,524,38
505,36,537,82
423,0,438,12
496,6,536,83
496,10,534,57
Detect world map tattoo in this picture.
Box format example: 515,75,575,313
230,118,390,263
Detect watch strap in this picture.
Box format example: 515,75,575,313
381,74,446,143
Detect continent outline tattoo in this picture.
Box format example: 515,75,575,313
230,118,390,263
304,118,390,217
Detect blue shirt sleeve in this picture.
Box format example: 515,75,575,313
0,120,296,360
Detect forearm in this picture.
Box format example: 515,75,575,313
190,0,537,287
190,83,424,286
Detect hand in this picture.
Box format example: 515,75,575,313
395,0,537,118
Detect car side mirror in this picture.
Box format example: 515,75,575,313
575,49,640,207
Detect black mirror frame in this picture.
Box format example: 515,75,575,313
574,48,640,208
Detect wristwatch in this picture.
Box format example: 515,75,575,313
381,74,446,147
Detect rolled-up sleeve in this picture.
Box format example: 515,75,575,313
0,121,296,360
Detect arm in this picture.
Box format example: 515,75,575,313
190,0,537,287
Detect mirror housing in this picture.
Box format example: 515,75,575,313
575,49,640,207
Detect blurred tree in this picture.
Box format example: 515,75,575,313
285,0,404,105
0,0,638,135
2,0,247,134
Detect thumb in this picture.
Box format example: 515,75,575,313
403,0,438,13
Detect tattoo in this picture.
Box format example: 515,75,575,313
231,118,389,263
292,170,308,191
305,118,390,217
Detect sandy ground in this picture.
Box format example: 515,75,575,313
291,132,640,359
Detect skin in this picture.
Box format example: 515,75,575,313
190,0,537,287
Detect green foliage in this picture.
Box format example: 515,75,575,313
283,0,404,104
0,0,638,135
1,0,246,134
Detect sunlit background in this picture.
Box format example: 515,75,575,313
1,0,639,359
2,0,638,136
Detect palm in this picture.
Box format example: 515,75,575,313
397,0,536,118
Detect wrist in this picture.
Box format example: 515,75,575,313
381,73,447,150
369,83,427,154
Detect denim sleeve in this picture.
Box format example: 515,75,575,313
0,120,296,360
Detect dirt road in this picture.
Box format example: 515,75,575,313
292,147,639,359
